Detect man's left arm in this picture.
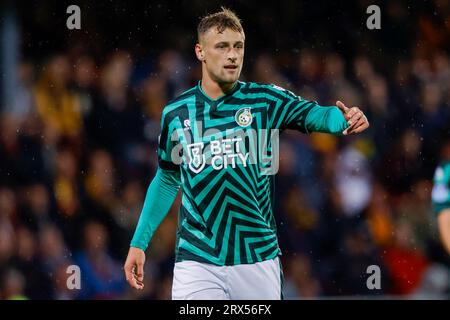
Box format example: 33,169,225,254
267,84,369,135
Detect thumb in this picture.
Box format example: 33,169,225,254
336,101,349,113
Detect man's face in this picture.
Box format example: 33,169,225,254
197,27,245,84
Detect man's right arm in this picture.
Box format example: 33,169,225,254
125,106,181,289
131,104,182,249
130,167,181,250
124,167,180,289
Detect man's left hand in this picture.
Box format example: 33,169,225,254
336,100,369,135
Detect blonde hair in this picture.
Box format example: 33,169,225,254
197,7,243,41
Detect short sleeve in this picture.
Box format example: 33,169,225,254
157,110,180,171
267,84,316,133
267,84,347,135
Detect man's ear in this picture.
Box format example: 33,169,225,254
195,43,204,61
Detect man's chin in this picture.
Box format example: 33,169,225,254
218,75,239,85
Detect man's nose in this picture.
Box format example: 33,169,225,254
227,49,238,61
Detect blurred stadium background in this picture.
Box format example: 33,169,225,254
0,0,449,299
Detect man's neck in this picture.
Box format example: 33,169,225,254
201,76,236,100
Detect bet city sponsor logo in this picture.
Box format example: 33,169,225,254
187,138,250,173
169,122,280,175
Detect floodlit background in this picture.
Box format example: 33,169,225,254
0,0,449,299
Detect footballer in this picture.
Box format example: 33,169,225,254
124,7,369,299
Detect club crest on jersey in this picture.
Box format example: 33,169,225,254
235,108,253,127
187,142,205,173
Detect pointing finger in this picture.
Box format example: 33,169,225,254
336,101,349,113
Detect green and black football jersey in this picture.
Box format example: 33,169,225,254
432,161,450,214
158,81,348,266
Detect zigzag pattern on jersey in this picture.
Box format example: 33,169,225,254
239,82,317,133
176,168,278,265
174,86,279,265
179,106,277,264
163,82,317,265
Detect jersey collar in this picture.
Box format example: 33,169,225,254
197,80,241,104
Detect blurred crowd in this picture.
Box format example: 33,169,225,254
1,0,450,299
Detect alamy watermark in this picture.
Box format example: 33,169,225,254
366,5,381,30
366,264,381,290
66,265,81,290
66,5,81,30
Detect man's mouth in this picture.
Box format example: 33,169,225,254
224,65,238,70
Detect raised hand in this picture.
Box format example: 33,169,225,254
336,101,369,135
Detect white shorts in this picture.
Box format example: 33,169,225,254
172,257,283,300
